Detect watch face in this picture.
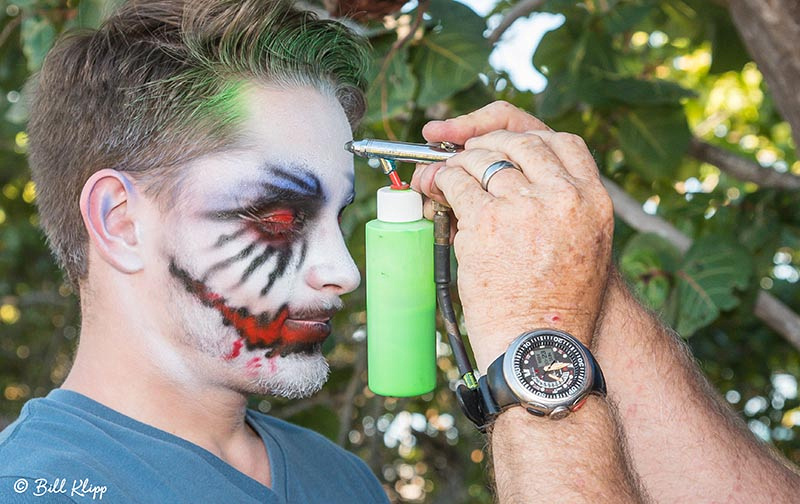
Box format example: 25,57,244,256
507,331,589,403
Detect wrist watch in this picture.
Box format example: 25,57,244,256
457,329,606,430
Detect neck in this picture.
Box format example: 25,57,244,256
61,289,252,455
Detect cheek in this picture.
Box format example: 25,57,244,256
188,224,308,307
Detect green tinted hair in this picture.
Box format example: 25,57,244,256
26,0,370,286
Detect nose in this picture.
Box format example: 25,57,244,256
302,224,361,295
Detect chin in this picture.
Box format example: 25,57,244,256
245,349,330,399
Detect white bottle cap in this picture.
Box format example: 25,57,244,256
376,186,423,223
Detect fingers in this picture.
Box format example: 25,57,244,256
543,132,600,183
466,130,602,187
463,131,576,190
411,162,447,205
432,165,489,222
422,101,552,145
444,149,527,195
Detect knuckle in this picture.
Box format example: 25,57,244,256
595,190,614,220
555,132,587,149
557,185,583,206
433,166,451,183
511,132,544,151
488,100,513,112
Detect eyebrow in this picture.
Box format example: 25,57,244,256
262,166,321,197
205,163,355,220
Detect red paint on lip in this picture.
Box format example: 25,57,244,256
246,356,262,370
200,286,331,347
282,318,331,345
171,262,333,350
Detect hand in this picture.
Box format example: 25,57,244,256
411,102,613,372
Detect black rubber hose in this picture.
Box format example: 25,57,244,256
433,204,475,382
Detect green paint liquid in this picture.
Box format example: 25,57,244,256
366,188,436,397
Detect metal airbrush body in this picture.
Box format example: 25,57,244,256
345,139,463,188
345,139,463,164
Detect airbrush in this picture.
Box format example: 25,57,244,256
346,139,490,429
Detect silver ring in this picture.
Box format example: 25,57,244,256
481,160,520,191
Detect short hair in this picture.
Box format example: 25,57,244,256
26,0,370,286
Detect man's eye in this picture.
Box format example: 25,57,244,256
249,209,302,241
263,210,295,226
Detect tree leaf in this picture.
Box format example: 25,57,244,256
410,1,490,107
21,16,56,72
603,3,654,33
533,21,576,76
708,12,750,74
620,232,681,310
673,235,752,336
617,106,691,180
535,73,580,119
76,0,115,29
599,77,696,106
364,40,417,125
533,22,617,116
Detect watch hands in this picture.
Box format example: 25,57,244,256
543,361,569,372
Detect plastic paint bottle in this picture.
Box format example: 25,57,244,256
366,187,436,396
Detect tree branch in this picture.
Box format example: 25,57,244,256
728,0,800,151
601,177,692,253
688,138,800,190
488,0,546,45
0,15,21,50
601,175,800,347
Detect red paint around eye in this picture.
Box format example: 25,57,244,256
265,210,295,224
250,209,297,241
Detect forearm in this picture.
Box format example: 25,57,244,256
489,399,646,503
594,271,800,502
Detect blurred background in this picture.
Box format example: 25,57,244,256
1,0,799,502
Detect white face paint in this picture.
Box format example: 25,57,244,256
147,84,360,398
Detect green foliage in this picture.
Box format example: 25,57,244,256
411,1,491,107
1,0,800,502
620,232,681,310
20,15,54,71
673,235,752,336
617,106,692,180
364,40,417,125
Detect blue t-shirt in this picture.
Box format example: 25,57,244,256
0,389,388,503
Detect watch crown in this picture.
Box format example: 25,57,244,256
549,406,570,420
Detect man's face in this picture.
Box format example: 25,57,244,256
149,85,360,398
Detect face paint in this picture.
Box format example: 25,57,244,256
170,166,344,358
152,85,360,399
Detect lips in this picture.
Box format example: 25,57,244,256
282,318,332,344
282,308,339,345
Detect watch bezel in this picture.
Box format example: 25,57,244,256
501,329,594,411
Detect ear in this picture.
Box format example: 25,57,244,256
79,169,145,274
